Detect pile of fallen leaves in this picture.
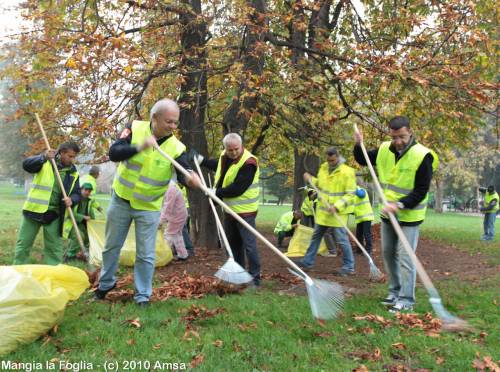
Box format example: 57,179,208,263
353,312,442,336
151,272,242,301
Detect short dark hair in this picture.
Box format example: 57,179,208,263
89,165,100,176
326,146,338,156
388,116,410,130
488,185,495,193
59,141,80,153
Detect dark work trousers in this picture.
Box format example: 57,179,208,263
302,215,315,228
224,213,261,284
355,220,373,254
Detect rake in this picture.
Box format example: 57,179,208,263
307,181,384,281
193,158,253,285
354,123,469,331
154,143,344,320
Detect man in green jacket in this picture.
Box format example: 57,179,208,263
480,185,498,241
64,182,96,261
14,141,81,265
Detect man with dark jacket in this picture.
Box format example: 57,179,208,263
14,141,81,265
354,116,438,313
196,133,261,286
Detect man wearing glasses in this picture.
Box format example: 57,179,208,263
298,147,357,276
354,116,437,313
94,98,200,306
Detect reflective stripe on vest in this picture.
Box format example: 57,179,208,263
274,211,294,234
112,120,186,211
313,162,357,227
214,149,260,213
376,141,437,222
23,161,55,213
484,191,499,213
353,188,374,223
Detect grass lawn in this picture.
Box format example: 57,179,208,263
1,182,499,370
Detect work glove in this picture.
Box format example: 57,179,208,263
355,188,366,198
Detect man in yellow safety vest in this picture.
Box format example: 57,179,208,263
479,185,498,241
353,185,375,255
354,116,438,313
94,98,200,306
14,141,81,265
196,133,261,286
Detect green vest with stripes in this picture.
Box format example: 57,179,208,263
353,187,374,223
314,162,356,227
484,191,499,213
376,141,436,222
23,161,78,213
214,149,260,214
112,120,186,211
301,196,316,217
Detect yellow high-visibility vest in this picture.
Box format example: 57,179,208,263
312,162,356,227
23,161,78,213
112,120,186,211
484,191,499,213
353,187,374,223
214,149,260,214
376,141,437,222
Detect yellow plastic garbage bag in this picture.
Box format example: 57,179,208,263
285,224,329,257
0,265,89,356
87,220,173,267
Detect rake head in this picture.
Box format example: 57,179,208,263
429,297,472,332
215,257,254,285
368,261,385,282
288,268,344,320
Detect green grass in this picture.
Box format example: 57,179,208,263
1,182,499,369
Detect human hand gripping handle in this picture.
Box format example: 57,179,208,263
34,113,86,258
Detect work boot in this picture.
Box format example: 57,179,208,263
93,283,116,300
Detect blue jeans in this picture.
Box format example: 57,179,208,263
98,193,160,303
302,224,354,272
381,221,419,306
482,213,496,240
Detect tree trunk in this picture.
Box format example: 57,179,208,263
178,0,218,249
221,0,267,138
434,178,443,213
293,148,320,209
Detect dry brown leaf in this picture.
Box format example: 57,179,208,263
362,327,374,335
213,340,223,347
232,340,242,352
314,332,333,338
391,342,406,350
126,339,135,345
436,356,445,365
238,322,257,332
123,318,141,328
152,343,162,350
189,353,204,369
353,365,369,372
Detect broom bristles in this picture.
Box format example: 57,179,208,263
215,258,253,285
306,278,344,320
429,297,471,332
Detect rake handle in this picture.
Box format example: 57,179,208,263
307,180,374,264
153,142,311,281
354,123,440,299
35,113,86,255
193,158,234,259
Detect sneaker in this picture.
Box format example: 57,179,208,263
332,269,355,277
324,252,338,257
93,283,116,300
380,295,397,306
389,302,413,313
296,261,313,271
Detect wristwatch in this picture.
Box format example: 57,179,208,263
396,201,405,209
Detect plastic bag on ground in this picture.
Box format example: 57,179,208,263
87,220,173,267
285,224,329,257
0,265,89,356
